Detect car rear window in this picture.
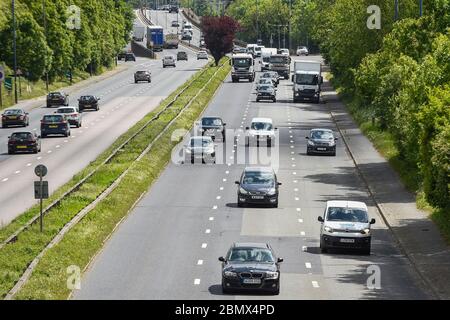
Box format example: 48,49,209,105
202,118,222,126
11,132,33,140
242,171,275,185
43,115,64,122
49,92,62,98
56,108,76,114
4,109,22,115
251,122,272,130
80,96,93,101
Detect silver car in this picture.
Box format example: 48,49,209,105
55,106,82,128
162,55,176,68
318,201,376,255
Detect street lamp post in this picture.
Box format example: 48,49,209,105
394,0,399,20
12,0,18,104
419,0,423,16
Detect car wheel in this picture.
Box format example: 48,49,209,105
33,148,38,154
237,201,244,208
307,149,311,155
222,285,231,294
361,247,371,255
273,98,277,103
135,80,138,83
332,151,336,156
256,98,260,102
273,287,280,295
272,202,278,208
8,149,13,155
2,124,6,128
41,134,46,138
320,241,328,253
222,133,226,142
96,106,99,111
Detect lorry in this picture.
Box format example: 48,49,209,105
133,25,145,42
164,33,179,49
260,48,277,71
146,26,164,52
231,53,255,83
269,54,290,79
246,44,257,57
291,60,323,103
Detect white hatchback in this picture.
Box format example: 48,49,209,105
162,55,176,68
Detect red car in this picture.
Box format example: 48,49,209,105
2,109,29,128
8,132,41,154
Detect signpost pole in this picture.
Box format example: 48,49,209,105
39,174,43,232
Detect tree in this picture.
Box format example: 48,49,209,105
201,15,240,65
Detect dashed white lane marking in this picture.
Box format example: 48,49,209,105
294,188,299,192
298,219,303,223
305,262,312,269
26,163,32,167
205,229,211,234
2,178,8,182
302,246,308,252
194,279,201,285
201,243,208,248
216,196,221,200
300,231,306,236
37,157,42,160
71,136,76,138
290,146,294,149
33,128,37,131
295,197,299,201
56,145,60,148
219,187,224,191
292,164,296,167
15,171,20,174
296,208,301,212
292,172,297,175
47,150,52,154
197,260,204,265
209,217,214,221
291,151,295,154
293,180,298,183
223,178,227,182
312,281,320,288
212,205,218,210
64,140,68,143
225,171,229,174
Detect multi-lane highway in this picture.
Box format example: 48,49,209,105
0,42,208,226
74,55,431,300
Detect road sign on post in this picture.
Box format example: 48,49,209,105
4,77,12,91
34,164,48,232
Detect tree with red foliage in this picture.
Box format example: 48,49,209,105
201,16,240,66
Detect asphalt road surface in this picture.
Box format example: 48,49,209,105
0,44,208,226
74,56,431,300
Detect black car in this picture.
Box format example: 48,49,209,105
118,51,127,60
2,109,29,128
219,243,283,295
177,51,188,61
256,85,276,102
235,167,281,208
125,53,136,62
40,114,71,138
8,132,41,154
169,5,178,13
199,117,226,141
306,128,338,156
78,95,100,111
46,91,69,108
134,70,151,83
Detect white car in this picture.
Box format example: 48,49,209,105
245,117,277,147
55,106,82,128
162,55,176,68
296,46,309,56
318,201,376,255
184,136,216,164
278,48,289,56
256,78,276,91
197,50,208,60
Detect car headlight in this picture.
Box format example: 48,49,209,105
185,148,191,154
308,140,315,146
360,228,370,235
267,188,276,195
224,271,237,277
239,187,248,194
265,271,279,280
324,226,333,233
329,141,335,146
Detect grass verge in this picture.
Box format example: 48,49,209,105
329,74,450,244
2,58,230,299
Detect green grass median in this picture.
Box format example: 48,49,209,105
0,57,230,300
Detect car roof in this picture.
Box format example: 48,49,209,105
232,242,270,249
232,53,252,58
251,117,272,123
57,106,76,109
4,108,22,112
326,200,368,210
311,128,333,132
190,136,213,141
243,166,275,174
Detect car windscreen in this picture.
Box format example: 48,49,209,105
202,118,222,126
4,109,22,115
56,108,76,114
311,130,334,140
262,57,270,62
11,133,32,140
43,115,64,123
242,171,275,185
227,248,274,263
251,122,272,131
233,58,251,67
269,56,288,64
296,74,319,85
326,207,369,223
80,96,94,101
190,138,211,147
258,86,272,91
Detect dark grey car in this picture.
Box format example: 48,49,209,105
134,70,151,83
219,243,283,295
236,167,281,208
306,128,338,156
